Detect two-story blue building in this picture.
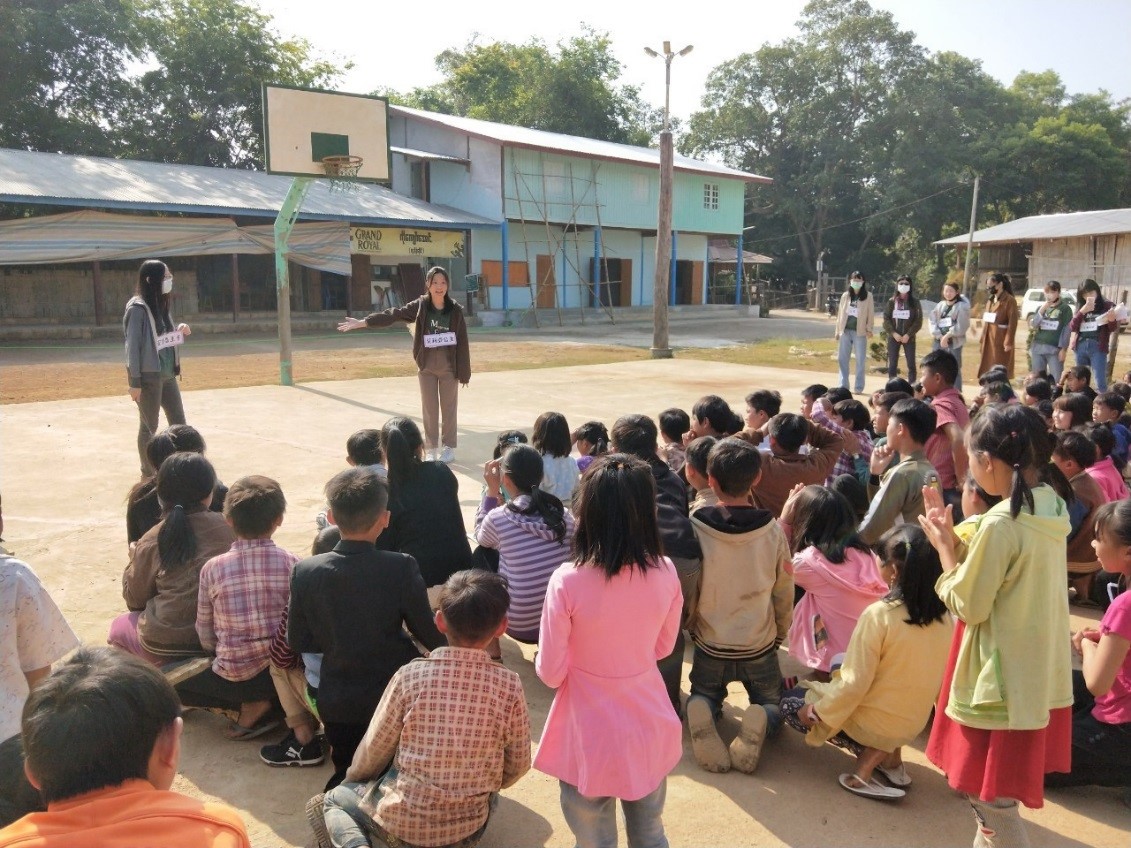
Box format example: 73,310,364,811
384,106,770,312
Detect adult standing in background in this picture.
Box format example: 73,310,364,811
883,275,922,381
1069,278,1118,393
928,282,970,391
338,267,470,463
834,271,875,394
977,272,1019,379
1028,280,1074,383
124,260,191,474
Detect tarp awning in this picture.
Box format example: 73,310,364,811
706,242,773,264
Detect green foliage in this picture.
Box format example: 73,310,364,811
383,27,662,145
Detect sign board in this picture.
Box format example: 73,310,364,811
350,227,464,258
464,274,481,292
263,84,391,183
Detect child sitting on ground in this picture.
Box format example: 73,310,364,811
779,486,886,679
1092,392,1131,469
571,421,609,474
684,436,719,513
738,390,782,450
317,570,531,848
1084,422,1130,502
800,384,829,419
686,439,792,775
657,407,691,473
809,396,873,484
781,525,953,800
288,468,445,791
533,412,580,502
316,429,386,529
178,476,297,742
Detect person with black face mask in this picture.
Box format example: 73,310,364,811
977,272,1018,379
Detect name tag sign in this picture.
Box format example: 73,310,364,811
423,331,457,349
937,317,953,330
893,309,911,320
982,311,997,324
1039,319,1060,331
1080,320,1099,333
155,330,184,351
847,305,859,318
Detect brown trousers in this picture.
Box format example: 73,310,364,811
418,352,459,449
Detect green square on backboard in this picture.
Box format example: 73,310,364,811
311,132,350,162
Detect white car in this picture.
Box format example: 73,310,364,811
1020,287,1076,319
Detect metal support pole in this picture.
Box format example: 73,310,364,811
91,260,104,326
273,177,312,386
500,219,509,318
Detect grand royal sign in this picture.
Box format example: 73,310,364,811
350,227,464,258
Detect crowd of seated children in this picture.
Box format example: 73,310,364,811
686,439,792,775
533,412,580,502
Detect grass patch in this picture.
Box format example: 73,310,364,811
681,339,841,371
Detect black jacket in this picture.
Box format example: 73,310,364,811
650,456,702,561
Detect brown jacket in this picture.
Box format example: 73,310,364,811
123,509,236,656
1067,471,1105,569
364,295,472,384
750,422,845,517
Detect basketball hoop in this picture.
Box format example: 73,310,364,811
321,155,364,192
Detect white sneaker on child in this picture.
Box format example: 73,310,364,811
438,446,455,464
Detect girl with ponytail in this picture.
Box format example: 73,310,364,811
571,421,609,473
476,444,577,645
375,417,471,589
112,453,235,663
918,403,1073,842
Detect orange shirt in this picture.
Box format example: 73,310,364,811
0,780,249,848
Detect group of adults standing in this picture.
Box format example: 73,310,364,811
833,271,1121,394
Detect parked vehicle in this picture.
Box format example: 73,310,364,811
1020,287,1076,319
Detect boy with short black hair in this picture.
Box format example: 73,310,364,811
1093,392,1131,468
180,476,296,743
748,413,844,517
918,349,969,517
345,429,386,474
0,647,249,847
657,407,690,473
858,399,939,545
319,570,530,848
685,435,719,512
288,468,445,791
800,384,829,419
1023,377,1053,406
686,439,792,776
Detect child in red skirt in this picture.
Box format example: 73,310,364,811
919,404,1073,847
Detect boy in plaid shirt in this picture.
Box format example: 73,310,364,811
317,570,531,848
176,476,302,744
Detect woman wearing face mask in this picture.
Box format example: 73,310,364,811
928,282,971,391
124,259,192,474
339,266,471,463
977,272,1019,380
834,271,875,394
1068,278,1118,393
883,275,922,381
1028,280,1074,383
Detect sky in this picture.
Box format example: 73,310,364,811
254,0,1131,124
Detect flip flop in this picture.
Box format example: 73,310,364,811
876,763,912,787
226,718,280,741
839,773,906,800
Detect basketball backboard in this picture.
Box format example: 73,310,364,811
262,84,391,182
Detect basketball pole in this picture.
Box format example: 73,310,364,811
274,177,312,386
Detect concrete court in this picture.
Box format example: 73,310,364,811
1,357,1125,848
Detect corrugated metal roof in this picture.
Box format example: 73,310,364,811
390,105,772,185
935,208,1131,245
390,145,470,166
0,148,499,228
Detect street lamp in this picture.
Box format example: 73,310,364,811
645,41,693,359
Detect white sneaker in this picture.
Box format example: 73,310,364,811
438,446,455,464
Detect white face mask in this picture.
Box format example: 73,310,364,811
897,284,910,294
850,281,862,291
162,276,174,295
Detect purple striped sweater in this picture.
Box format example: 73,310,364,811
474,494,576,642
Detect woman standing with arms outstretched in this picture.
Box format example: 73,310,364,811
535,454,683,848
977,272,1019,379
834,271,874,394
338,267,470,463
124,259,191,474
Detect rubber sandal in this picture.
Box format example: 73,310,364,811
876,763,911,787
226,718,280,741
838,773,906,800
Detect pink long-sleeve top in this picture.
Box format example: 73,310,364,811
534,556,683,800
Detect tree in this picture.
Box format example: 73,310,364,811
383,27,662,145
121,0,341,168
0,0,142,155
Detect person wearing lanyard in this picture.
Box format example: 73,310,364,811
1028,280,1074,383
883,275,922,381
927,282,970,391
834,271,874,394
1069,278,1118,393
977,272,1019,379
339,267,471,463
123,260,192,474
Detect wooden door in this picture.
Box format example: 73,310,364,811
535,255,557,307
691,261,704,305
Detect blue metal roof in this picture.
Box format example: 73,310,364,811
0,148,500,229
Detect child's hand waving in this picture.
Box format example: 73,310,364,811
917,485,959,571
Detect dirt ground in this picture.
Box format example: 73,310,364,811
1,318,1128,847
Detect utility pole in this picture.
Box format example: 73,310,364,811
645,41,693,360
962,174,980,298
